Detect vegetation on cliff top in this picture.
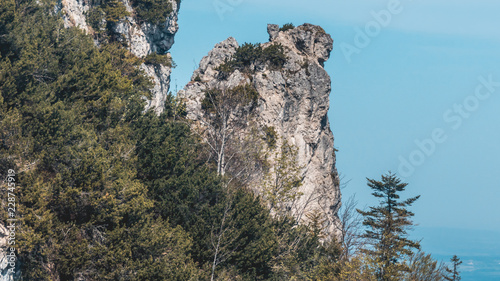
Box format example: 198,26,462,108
143,52,176,67
131,0,174,24
85,0,178,45
216,42,287,79
279,23,295,32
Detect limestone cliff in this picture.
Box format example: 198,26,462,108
179,24,341,237
57,0,180,113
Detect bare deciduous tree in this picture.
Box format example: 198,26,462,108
210,195,242,281
194,84,258,177
337,194,366,260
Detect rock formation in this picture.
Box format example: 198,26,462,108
57,0,180,113
179,24,341,236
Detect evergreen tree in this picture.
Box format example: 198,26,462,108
444,255,462,281
357,172,421,280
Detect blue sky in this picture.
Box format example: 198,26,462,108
170,1,500,279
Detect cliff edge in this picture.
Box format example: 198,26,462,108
180,24,341,237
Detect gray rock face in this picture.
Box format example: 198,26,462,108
180,24,341,237
60,0,180,113
140,63,172,114
113,0,179,58
59,0,91,34
267,24,279,41
193,37,239,81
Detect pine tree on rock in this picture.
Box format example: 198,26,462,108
357,172,421,281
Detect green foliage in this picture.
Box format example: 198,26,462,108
304,240,343,280
232,42,263,70
202,84,259,115
133,109,278,279
262,43,286,69
298,24,326,35
163,92,187,119
127,219,201,280
405,251,448,281
85,6,106,31
200,84,260,176
0,1,191,279
201,88,221,113
357,172,421,280
315,25,327,35
102,0,129,23
0,0,16,47
134,110,222,232
263,140,304,219
231,83,259,107
279,23,295,32
444,255,462,281
143,52,176,67
215,58,236,80
267,217,342,280
302,60,311,76
86,0,174,39
263,126,277,149
215,189,278,280
337,253,377,281
216,42,287,78
131,0,173,24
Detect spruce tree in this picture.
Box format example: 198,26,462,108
444,255,462,281
357,172,420,280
